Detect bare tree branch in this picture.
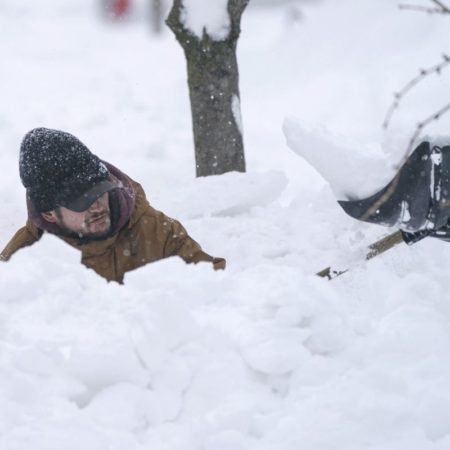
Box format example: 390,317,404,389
399,0,450,14
399,4,446,13
228,0,250,39
383,54,450,129
403,101,450,158
365,102,450,222
367,1,450,226
166,0,187,38
431,0,450,12
229,0,250,18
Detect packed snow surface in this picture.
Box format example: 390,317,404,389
1,1,450,449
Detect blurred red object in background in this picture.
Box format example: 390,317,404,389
101,0,131,19
112,0,130,17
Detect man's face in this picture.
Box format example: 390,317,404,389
42,192,112,239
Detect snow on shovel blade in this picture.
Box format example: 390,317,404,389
338,141,450,232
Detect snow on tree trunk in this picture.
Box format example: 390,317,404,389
166,0,248,177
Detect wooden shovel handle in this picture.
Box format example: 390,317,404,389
317,230,404,280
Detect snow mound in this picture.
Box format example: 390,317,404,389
167,170,288,219
283,117,396,200
3,1,450,449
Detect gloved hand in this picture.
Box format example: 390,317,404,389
400,229,430,245
401,221,450,245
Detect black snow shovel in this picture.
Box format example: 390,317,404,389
317,141,450,280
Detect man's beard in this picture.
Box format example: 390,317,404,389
56,210,112,241
83,212,112,239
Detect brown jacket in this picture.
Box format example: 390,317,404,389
1,179,225,283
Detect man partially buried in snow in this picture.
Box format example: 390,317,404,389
1,128,225,283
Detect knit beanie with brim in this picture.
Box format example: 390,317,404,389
19,127,110,212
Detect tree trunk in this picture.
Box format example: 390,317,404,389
166,0,248,177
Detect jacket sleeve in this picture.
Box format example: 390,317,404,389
162,216,226,270
0,220,43,262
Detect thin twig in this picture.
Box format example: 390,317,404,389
399,0,450,13
383,54,450,129
366,1,450,232
431,0,450,12
366,102,450,223
404,101,450,158
399,4,447,13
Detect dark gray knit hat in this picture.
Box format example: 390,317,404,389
19,128,116,212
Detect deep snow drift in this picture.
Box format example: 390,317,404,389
1,1,450,449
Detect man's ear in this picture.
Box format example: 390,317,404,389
41,211,58,223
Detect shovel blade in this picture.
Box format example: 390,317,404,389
338,141,450,232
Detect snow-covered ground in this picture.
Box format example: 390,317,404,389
1,1,450,449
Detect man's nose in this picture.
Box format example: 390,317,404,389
88,198,103,212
